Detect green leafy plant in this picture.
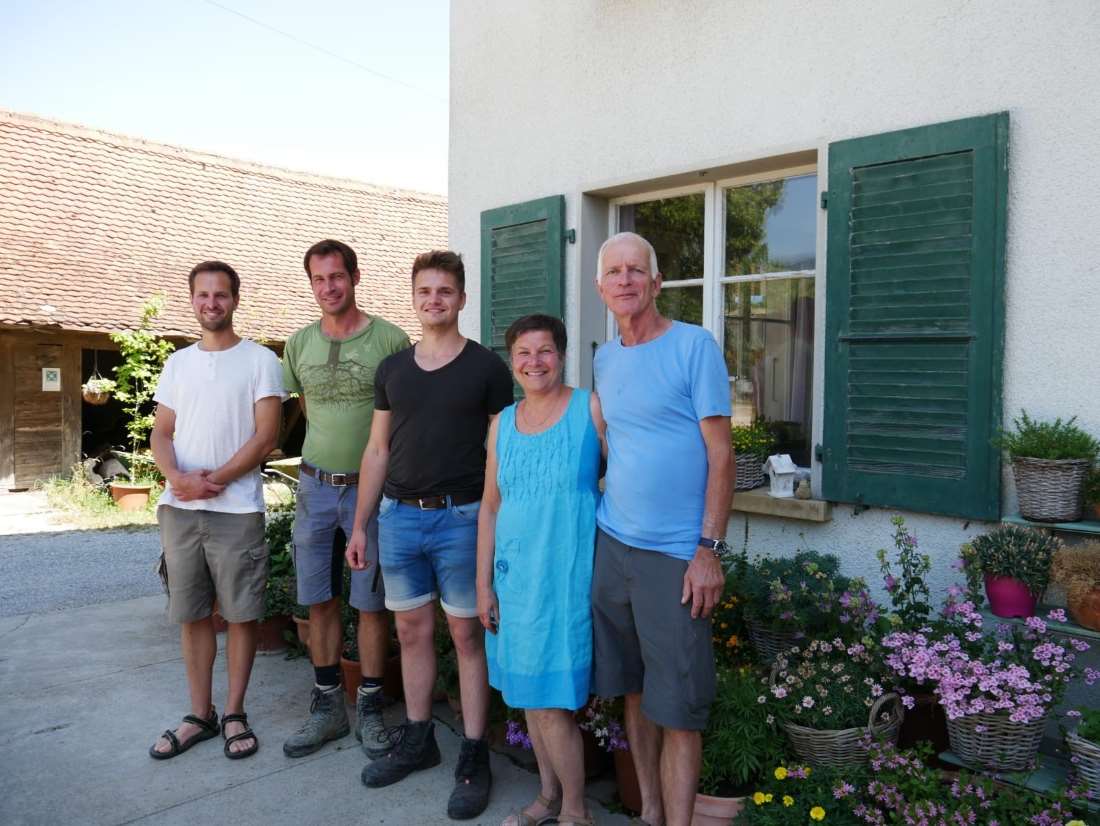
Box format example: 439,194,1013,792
876,515,933,629
1076,707,1100,744
741,760,861,825
1084,466,1100,506
700,665,784,796
110,296,174,482
710,569,751,668
263,504,296,620
960,525,1063,599
731,419,778,458
733,549,878,639
996,410,1100,461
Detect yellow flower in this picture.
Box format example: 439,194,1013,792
774,766,788,780
764,793,773,803
804,766,812,777
752,792,765,805
783,795,794,807
1067,821,1085,826
810,805,826,821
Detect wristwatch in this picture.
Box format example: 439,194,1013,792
698,536,732,559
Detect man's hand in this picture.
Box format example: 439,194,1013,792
681,545,725,619
477,586,500,635
171,470,224,502
345,528,371,571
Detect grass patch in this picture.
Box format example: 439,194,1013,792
37,469,159,530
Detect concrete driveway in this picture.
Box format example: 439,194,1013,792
0,594,631,826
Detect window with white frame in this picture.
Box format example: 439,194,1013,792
612,169,818,464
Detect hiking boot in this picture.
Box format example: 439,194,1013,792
447,736,492,820
355,687,393,759
361,719,441,788
282,686,350,758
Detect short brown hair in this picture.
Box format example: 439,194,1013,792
303,239,357,277
411,250,465,293
188,260,240,297
505,314,567,355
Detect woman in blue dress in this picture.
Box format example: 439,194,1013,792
477,314,605,826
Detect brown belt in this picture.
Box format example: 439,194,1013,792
397,492,481,510
300,461,358,487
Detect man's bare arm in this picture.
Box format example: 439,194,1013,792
150,404,223,500
206,396,283,486
681,414,734,619
345,410,392,570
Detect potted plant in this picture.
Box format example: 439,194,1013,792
998,411,1100,522
81,375,116,405
1052,541,1100,632
959,525,1061,618
577,696,638,813
730,419,777,491
108,297,174,510
1084,466,1100,521
882,602,1097,772
1065,706,1100,798
694,665,784,825
740,757,863,826
735,550,877,662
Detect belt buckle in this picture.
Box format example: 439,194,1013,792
329,473,348,487
417,496,443,510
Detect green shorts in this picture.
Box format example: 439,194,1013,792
158,506,268,624
591,528,716,731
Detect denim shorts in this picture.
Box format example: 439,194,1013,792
292,470,384,612
377,494,480,617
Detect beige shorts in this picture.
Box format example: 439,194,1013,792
158,505,268,624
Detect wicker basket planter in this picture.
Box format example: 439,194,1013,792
945,711,1046,772
734,452,765,491
1066,730,1100,796
781,693,902,768
1013,457,1090,522
746,618,800,664
82,388,111,405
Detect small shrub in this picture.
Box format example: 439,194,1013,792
996,411,1100,461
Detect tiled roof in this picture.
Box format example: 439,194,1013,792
0,110,446,341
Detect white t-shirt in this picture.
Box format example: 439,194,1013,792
154,339,287,513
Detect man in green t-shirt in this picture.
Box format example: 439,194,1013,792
282,239,410,760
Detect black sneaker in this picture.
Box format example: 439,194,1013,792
360,719,441,788
446,736,492,820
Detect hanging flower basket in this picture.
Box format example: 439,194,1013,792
81,376,116,406
1066,729,1100,796
1013,456,1091,522
746,617,800,663
781,692,902,768
945,711,1047,772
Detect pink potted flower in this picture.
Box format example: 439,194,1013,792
959,525,1062,618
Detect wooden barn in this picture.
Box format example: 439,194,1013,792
0,110,446,490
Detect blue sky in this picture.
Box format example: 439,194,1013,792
0,0,450,193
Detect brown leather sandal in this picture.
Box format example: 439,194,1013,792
499,793,562,826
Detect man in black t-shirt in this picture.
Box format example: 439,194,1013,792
345,250,512,820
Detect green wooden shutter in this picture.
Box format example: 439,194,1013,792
480,196,565,365
821,113,1008,520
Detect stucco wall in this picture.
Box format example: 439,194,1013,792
449,0,1100,584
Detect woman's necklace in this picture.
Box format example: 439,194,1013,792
519,387,565,431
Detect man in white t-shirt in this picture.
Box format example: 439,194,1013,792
148,260,286,762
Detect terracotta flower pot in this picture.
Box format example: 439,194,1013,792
613,748,642,815
257,614,292,652
984,574,1037,618
383,653,403,700
692,792,745,826
341,657,361,704
109,481,153,511
1069,588,1100,632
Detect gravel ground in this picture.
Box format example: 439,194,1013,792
0,526,163,617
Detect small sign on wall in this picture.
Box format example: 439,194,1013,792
42,367,61,392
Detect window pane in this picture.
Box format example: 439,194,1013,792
725,174,817,276
724,277,814,465
657,285,703,326
618,192,704,282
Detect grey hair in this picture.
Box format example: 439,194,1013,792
596,232,660,282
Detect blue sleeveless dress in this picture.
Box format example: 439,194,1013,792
486,388,601,710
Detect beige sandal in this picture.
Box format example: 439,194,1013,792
499,794,562,826
557,815,596,826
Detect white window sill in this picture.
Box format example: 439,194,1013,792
730,487,832,523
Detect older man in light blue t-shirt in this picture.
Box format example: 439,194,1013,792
592,231,734,826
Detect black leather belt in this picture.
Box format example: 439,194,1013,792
300,461,359,487
398,492,481,510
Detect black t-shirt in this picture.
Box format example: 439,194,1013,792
374,339,513,499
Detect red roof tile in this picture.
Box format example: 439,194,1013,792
0,110,446,340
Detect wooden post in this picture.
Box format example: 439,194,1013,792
0,333,14,490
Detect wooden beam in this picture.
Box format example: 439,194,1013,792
61,339,82,474
0,333,14,489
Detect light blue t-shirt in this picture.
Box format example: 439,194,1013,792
595,321,731,560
